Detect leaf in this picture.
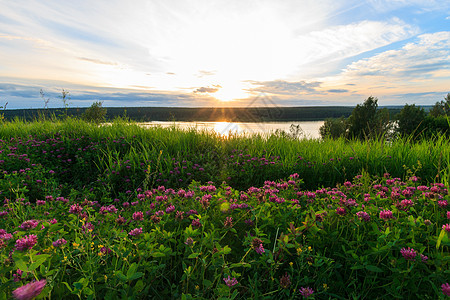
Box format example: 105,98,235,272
134,280,144,293
188,253,200,259
203,279,212,288
152,252,165,258
62,282,73,293
29,255,50,271
128,272,144,281
15,260,28,272
127,263,138,279
223,246,231,254
365,265,383,273
436,229,445,249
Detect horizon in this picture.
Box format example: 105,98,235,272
0,1,449,109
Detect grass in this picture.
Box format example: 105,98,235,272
0,117,449,299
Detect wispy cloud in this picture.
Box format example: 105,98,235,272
341,32,450,79
248,80,322,95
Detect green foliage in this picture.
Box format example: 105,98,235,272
82,101,107,123
429,93,450,117
319,117,348,139
395,104,426,138
347,96,391,140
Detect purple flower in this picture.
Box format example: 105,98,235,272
420,254,428,262
336,207,346,216
15,235,38,251
12,279,47,300
299,286,314,298
82,222,94,234
36,200,46,206
400,247,417,260
379,210,394,220
356,211,370,222
442,224,450,233
19,220,39,231
223,275,238,287
52,238,67,247
191,219,202,228
128,227,143,237
165,205,175,214
184,237,194,246
69,204,83,214
252,238,265,254
132,211,144,221
442,283,450,296
447,211,450,219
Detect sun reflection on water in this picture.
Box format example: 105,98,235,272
213,122,243,137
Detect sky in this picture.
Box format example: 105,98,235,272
0,0,449,109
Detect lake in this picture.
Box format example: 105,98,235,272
139,121,325,139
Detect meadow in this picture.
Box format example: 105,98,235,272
0,117,449,299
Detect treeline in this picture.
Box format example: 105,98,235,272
2,105,404,123
320,94,450,140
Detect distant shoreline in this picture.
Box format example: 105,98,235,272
2,106,412,122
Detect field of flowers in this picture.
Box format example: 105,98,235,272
0,118,449,299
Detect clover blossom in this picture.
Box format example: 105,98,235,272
223,275,238,287
12,279,46,300
15,235,37,251
299,286,314,298
400,247,417,260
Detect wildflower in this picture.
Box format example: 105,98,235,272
13,269,24,282
443,224,450,233
299,286,314,298
442,283,450,296
420,254,428,262
279,272,291,289
336,207,346,216
36,200,45,206
223,276,238,287
15,235,38,251
356,211,371,222
128,227,143,237
19,220,39,231
447,211,450,219
252,238,265,254
185,237,194,246
12,279,46,300
69,204,83,214
132,211,144,221
379,210,394,220
82,222,94,234
400,247,417,260
52,238,67,247
166,205,175,213
224,217,233,228
191,219,202,228
115,216,126,225
175,211,184,221
424,219,432,226
150,215,161,223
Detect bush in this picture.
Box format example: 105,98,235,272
82,101,107,123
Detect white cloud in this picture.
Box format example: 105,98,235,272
341,32,450,79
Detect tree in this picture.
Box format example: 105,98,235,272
319,117,348,139
347,96,389,140
82,101,107,123
429,93,450,117
395,104,426,138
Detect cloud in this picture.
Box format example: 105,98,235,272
248,80,321,95
77,57,118,66
327,89,349,93
194,85,221,93
341,31,450,79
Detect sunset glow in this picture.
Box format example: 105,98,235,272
0,1,449,108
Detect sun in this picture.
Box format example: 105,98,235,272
211,80,252,102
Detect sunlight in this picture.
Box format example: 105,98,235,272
212,81,251,102
213,121,242,136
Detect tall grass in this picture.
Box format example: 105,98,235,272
1,117,449,194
